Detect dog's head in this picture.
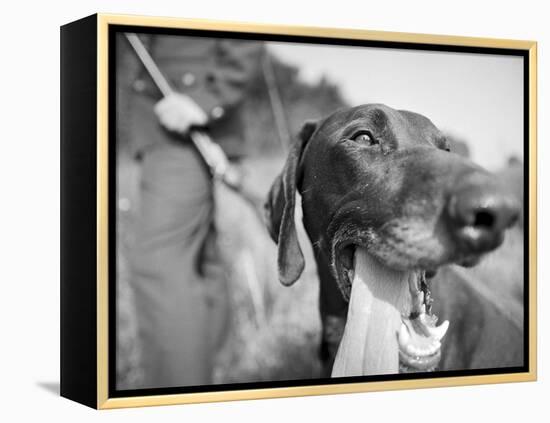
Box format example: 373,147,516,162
265,104,520,299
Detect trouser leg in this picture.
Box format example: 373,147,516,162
128,144,228,388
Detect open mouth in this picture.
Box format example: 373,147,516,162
398,271,449,372
332,246,449,376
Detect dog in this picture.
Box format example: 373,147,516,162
265,104,520,376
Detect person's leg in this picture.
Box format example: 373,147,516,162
129,143,227,388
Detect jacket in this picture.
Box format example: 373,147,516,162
118,33,263,159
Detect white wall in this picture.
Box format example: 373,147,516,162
2,1,546,422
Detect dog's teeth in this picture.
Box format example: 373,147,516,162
414,340,441,357
427,320,449,341
399,314,447,359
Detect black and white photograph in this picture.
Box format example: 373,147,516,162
113,27,528,394
5,0,550,418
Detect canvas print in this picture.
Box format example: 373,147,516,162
114,29,525,393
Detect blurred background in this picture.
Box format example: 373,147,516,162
116,37,524,389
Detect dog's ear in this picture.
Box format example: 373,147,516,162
265,120,318,286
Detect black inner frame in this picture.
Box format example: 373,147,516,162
108,23,530,399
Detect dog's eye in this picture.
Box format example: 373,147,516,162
351,131,378,146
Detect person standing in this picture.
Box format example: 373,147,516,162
121,33,262,388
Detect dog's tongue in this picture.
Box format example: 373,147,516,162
332,248,449,377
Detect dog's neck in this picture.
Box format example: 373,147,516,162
332,249,412,376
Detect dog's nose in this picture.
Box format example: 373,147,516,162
447,182,520,253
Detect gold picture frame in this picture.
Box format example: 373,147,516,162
60,13,537,409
